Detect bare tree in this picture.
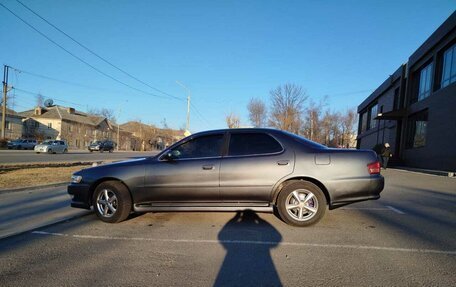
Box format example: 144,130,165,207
301,96,328,141
87,107,117,123
340,108,357,147
226,112,240,128
247,98,267,127
268,83,308,133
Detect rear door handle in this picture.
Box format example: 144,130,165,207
202,165,215,170
277,160,289,166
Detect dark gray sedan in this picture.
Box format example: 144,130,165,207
68,128,384,226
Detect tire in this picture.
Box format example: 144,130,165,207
36,152,40,154
109,148,113,153
276,181,326,227
17,145,22,150
92,181,132,223
47,149,53,154
90,150,93,153
63,149,68,153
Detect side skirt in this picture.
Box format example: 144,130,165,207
133,203,274,213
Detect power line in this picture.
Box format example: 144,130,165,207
190,102,211,127
12,87,86,108
15,0,181,101
0,2,176,101
10,66,140,96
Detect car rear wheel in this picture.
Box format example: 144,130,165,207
63,148,68,153
47,149,53,154
93,181,132,223
277,181,326,227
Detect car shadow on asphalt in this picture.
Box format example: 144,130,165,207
214,210,282,287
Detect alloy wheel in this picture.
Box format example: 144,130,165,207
285,189,318,221
96,189,118,218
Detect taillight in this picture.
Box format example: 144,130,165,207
367,161,381,174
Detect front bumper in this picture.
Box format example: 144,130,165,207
88,146,101,151
327,175,384,209
68,183,91,209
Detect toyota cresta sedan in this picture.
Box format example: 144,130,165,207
68,128,384,226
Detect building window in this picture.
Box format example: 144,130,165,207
360,112,367,133
417,62,434,101
48,122,52,129
441,44,456,88
369,104,378,130
5,121,11,130
393,87,400,110
406,110,428,148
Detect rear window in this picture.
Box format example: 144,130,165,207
228,133,283,156
283,131,328,149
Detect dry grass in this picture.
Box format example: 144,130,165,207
0,165,91,190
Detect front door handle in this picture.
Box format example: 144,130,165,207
277,160,289,166
202,165,215,170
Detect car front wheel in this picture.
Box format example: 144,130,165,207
93,181,132,223
277,181,326,227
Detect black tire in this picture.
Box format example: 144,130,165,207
17,145,22,150
47,149,53,154
63,149,68,153
90,150,93,153
109,148,113,153
276,181,326,227
92,181,132,223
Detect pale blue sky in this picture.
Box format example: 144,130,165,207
1,0,454,131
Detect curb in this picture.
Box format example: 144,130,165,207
0,161,102,171
0,182,68,194
390,167,456,177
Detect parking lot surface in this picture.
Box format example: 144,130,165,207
0,169,455,286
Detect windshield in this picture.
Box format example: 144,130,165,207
42,140,53,145
91,141,102,144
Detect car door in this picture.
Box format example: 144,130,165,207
143,133,226,203
220,132,294,203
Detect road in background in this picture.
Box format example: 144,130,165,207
0,169,455,285
0,150,158,164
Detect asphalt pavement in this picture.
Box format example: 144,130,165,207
0,169,455,286
0,149,158,164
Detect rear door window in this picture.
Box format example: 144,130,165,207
228,133,283,156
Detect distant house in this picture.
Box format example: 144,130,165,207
0,108,24,139
19,105,116,149
120,121,185,151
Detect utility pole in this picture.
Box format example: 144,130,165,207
1,65,10,139
176,81,191,132
117,108,121,151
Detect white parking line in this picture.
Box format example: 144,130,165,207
31,231,455,255
385,205,406,214
340,206,406,215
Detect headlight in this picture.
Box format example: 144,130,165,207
71,175,82,183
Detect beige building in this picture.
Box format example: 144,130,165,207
19,106,117,149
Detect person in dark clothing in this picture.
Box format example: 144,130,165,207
372,143,392,169
381,143,392,169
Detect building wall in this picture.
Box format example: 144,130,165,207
357,12,456,171
23,118,61,140
2,115,23,139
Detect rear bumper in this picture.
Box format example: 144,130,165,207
327,175,384,209
68,183,91,209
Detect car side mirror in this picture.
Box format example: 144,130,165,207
163,150,180,161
